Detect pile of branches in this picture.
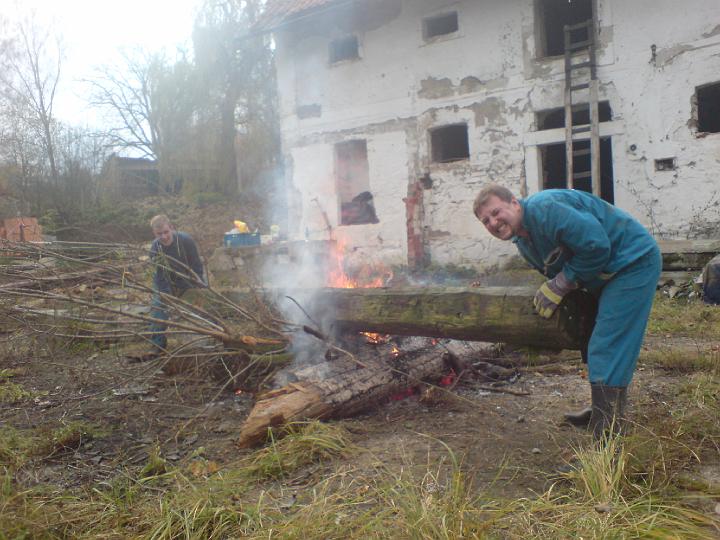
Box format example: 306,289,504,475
0,239,291,362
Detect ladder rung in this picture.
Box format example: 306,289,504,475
565,20,592,31
573,149,591,157
570,83,590,92
572,125,592,134
573,171,592,180
568,39,593,51
569,61,593,70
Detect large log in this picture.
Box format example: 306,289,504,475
218,286,597,351
307,286,596,350
238,347,448,447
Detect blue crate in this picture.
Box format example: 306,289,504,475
224,232,261,247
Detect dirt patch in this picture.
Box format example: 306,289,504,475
1,334,713,501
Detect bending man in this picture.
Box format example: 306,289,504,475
147,214,205,354
473,185,661,440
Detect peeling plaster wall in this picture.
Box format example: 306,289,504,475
273,0,720,271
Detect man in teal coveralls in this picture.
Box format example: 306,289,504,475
473,185,661,440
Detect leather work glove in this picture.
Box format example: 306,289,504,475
533,272,578,319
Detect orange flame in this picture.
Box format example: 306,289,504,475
327,236,392,288
390,345,401,359
362,332,388,344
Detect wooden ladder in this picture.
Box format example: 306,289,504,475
563,14,601,196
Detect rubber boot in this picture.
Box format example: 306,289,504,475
564,406,592,427
589,384,627,442
563,342,592,427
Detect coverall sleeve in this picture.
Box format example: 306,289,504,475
535,199,611,284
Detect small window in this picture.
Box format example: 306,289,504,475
655,158,677,171
536,0,593,58
697,82,720,134
536,101,612,130
423,12,459,40
335,140,378,226
329,35,359,64
431,124,470,163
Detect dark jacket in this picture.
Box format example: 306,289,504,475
150,231,204,294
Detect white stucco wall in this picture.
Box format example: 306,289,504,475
273,0,720,271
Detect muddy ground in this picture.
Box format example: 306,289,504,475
2,329,718,502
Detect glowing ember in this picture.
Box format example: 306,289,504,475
327,236,393,288
439,369,456,387
362,332,388,344
390,346,401,359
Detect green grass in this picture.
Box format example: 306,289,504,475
639,348,720,373
0,380,31,403
242,421,352,480
648,294,720,337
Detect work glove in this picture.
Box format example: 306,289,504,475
533,271,578,319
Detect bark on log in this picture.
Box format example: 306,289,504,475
237,348,447,447
219,286,597,351
308,286,596,350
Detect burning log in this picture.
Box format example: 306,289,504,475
238,346,447,447
218,286,596,350
313,286,595,350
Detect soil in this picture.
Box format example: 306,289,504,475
1,332,717,500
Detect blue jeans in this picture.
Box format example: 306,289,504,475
148,292,170,350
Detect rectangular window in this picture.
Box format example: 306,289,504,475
431,124,470,163
423,12,459,40
335,140,378,226
539,138,614,203
536,0,593,58
697,82,720,134
329,35,359,64
535,101,612,130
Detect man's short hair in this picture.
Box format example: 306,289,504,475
150,214,172,230
473,184,515,218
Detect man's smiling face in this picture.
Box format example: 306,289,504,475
476,195,525,241
153,223,175,247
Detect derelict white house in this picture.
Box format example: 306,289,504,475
258,0,720,271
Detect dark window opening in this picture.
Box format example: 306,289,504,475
335,140,378,226
536,0,593,58
329,35,359,64
536,101,612,130
540,137,614,203
655,158,677,171
697,82,720,133
431,124,470,163
423,12,459,40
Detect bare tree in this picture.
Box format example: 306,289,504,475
86,49,165,160
0,15,62,187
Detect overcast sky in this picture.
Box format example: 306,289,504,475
1,0,201,126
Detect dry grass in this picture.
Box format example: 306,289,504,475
648,294,720,338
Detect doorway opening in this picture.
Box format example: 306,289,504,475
539,137,614,203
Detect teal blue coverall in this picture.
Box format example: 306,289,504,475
513,189,661,387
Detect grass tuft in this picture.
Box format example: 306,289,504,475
243,421,351,480
0,380,31,403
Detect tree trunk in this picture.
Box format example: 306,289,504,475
238,348,448,447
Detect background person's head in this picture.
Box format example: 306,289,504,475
473,184,525,241
150,214,174,246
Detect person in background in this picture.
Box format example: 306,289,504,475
473,185,661,441
146,214,205,355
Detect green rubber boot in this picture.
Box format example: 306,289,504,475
589,384,627,441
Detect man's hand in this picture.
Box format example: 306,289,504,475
533,272,577,318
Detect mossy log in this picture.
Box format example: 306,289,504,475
216,286,596,351
307,286,596,350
